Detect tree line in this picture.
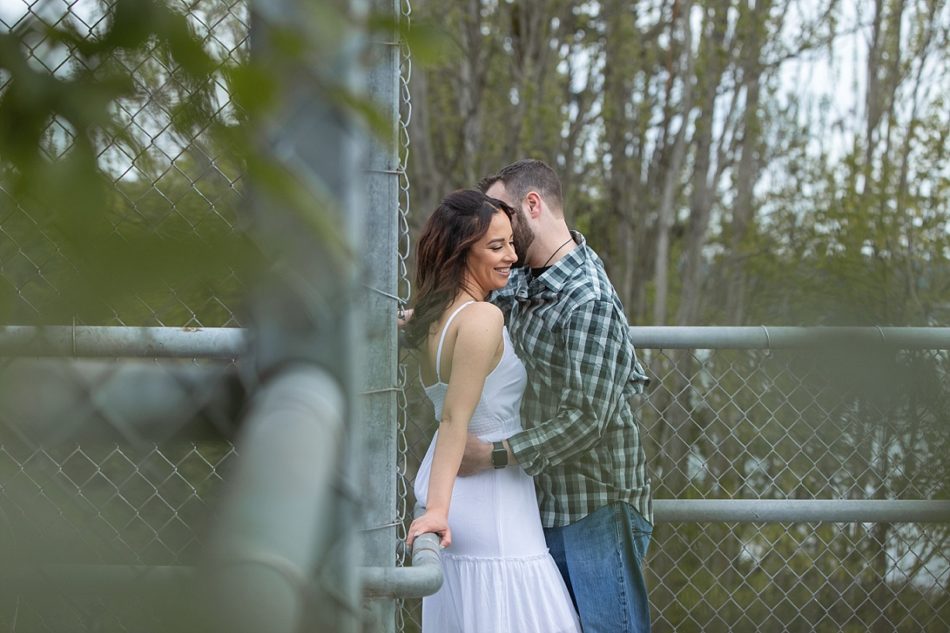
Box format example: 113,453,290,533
405,0,949,328
401,2,949,630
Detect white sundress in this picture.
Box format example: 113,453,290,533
414,301,581,633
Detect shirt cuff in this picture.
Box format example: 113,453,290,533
508,431,546,476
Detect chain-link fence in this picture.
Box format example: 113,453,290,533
2,1,249,629
399,334,950,632
1,0,382,628
0,437,237,630
393,0,415,631
640,340,950,632
0,0,249,328
3,2,949,632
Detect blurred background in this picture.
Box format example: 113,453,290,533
404,0,950,329
1,0,948,632
401,1,950,630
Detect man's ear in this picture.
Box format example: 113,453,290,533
524,191,543,219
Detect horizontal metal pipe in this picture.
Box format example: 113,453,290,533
628,326,950,350
361,532,444,598
4,501,945,600
5,531,444,602
4,532,444,601
0,325,245,358
4,326,950,358
655,499,950,523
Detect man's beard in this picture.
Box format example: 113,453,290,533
513,213,535,268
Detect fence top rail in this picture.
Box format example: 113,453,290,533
2,326,950,358
629,326,950,350
654,499,950,523
0,325,245,359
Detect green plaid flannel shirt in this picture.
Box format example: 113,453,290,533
493,232,653,527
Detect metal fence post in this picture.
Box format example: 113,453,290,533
361,0,403,630
205,1,369,632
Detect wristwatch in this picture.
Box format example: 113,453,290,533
491,441,508,469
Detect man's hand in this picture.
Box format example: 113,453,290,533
458,433,493,476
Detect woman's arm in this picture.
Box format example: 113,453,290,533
406,304,504,549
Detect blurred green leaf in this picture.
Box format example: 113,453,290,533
0,0,382,327
327,84,390,141
224,63,279,117
366,15,458,65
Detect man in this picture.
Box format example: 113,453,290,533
461,158,653,632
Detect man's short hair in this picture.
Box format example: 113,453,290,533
476,174,499,194
481,159,563,212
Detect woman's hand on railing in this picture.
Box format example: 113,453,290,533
407,510,450,549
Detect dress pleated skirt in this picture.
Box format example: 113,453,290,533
415,432,581,633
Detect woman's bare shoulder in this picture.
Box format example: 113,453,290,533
452,302,503,346
456,301,503,327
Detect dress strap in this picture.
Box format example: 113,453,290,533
435,301,476,383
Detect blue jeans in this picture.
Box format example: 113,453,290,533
544,502,652,633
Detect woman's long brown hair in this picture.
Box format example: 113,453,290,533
405,189,514,349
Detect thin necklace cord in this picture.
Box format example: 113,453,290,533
541,237,574,268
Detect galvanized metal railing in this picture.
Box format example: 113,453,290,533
398,326,950,632
655,499,950,523
2,321,948,632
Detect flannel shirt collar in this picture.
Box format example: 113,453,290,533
516,230,586,303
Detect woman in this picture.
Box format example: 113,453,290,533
405,190,580,633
